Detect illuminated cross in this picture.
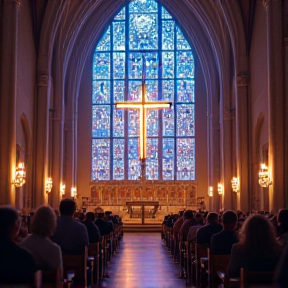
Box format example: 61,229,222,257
116,56,172,160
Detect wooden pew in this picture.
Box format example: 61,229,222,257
207,249,230,288
62,247,88,287
88,242,100,285
240,268,275,288
195,243,208,287
186,240,196,285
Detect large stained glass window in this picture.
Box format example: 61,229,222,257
92,0,195,181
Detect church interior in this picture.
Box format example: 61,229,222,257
1,0,288,287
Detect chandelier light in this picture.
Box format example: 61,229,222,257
45,178,53,193
258,163,272,187
12,163,26,187
231,177,239,193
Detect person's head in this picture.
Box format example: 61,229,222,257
0,205,21,239
240,214,280,255
206,212,219,224
85,212,95,222
97,212,105,219
222,210,238,230
59,199,76,216
31,205,57,237
78,212,85,221
183,210,194,220
277,209,288,233
195,213,203,225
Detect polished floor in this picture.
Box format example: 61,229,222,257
95,233,188,288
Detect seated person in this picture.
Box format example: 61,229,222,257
0,205,36,284
20,205,62,277
51,199,89,253
83,212,102,243
196,212,222,246
95,210,113,236
275,240,288,287
211,210,238,254
187,213,203,241
179,210,195,241
277,209,288,246
228,214,282,278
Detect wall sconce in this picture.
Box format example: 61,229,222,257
218,183,224,195
258,163,272,187
45,178,53,193
60,183,65,196
12,163,26,187
208,186,213,197
231,177,239,193
71,187,77,198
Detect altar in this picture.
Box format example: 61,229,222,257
126,200,159,224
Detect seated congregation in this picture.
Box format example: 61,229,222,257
0,199,123,287
162,208,288,287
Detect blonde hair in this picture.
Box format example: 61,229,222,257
31,205,57,237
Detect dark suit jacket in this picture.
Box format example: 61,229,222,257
83,220,102,243
196,223,223,246
0,237,36,284
211,229,238,254
95,218,113,236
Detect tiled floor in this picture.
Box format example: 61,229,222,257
94,233,188,288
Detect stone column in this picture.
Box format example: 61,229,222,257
0,0,21,205
284,37,288,208
34,74,50,207
236,72,250,213
264,0,284,212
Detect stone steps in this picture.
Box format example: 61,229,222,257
122,224,162,233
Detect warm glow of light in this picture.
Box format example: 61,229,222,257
208,186,213,197
60,183,65,195
45,177,53,193
231,177,239,193
218,183,224,195
71,187,77,197
115,99,171,160
12,163,26,187
258,163,272,187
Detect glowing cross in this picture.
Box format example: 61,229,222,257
116,56,172,160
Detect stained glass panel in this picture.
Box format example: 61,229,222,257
128,81,142,101
146,138,158,180
177,80,195,102
96,27,110,51
128,109,140,137
163,138,174,180
113,106,124,137
147,110,159,136
92,105,110,137
115,7,125,20
162,6,172,19
92,0,196,182
176,104,195,136
163,106,174,136
129,0,158,13
113,80,125,102
93,53,110,79
176,27,191,50
162,21,174,50
129,13,158,50
92,81,110,104
162,52,174,78
177,138,195,180
177,51,194,78
113,139,125,180
128,138,140,180
113,52,125,79
113,22,125,50
162,80,174,101
92,139,110,180
145,80,158,101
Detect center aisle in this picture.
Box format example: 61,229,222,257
95,232,188,288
